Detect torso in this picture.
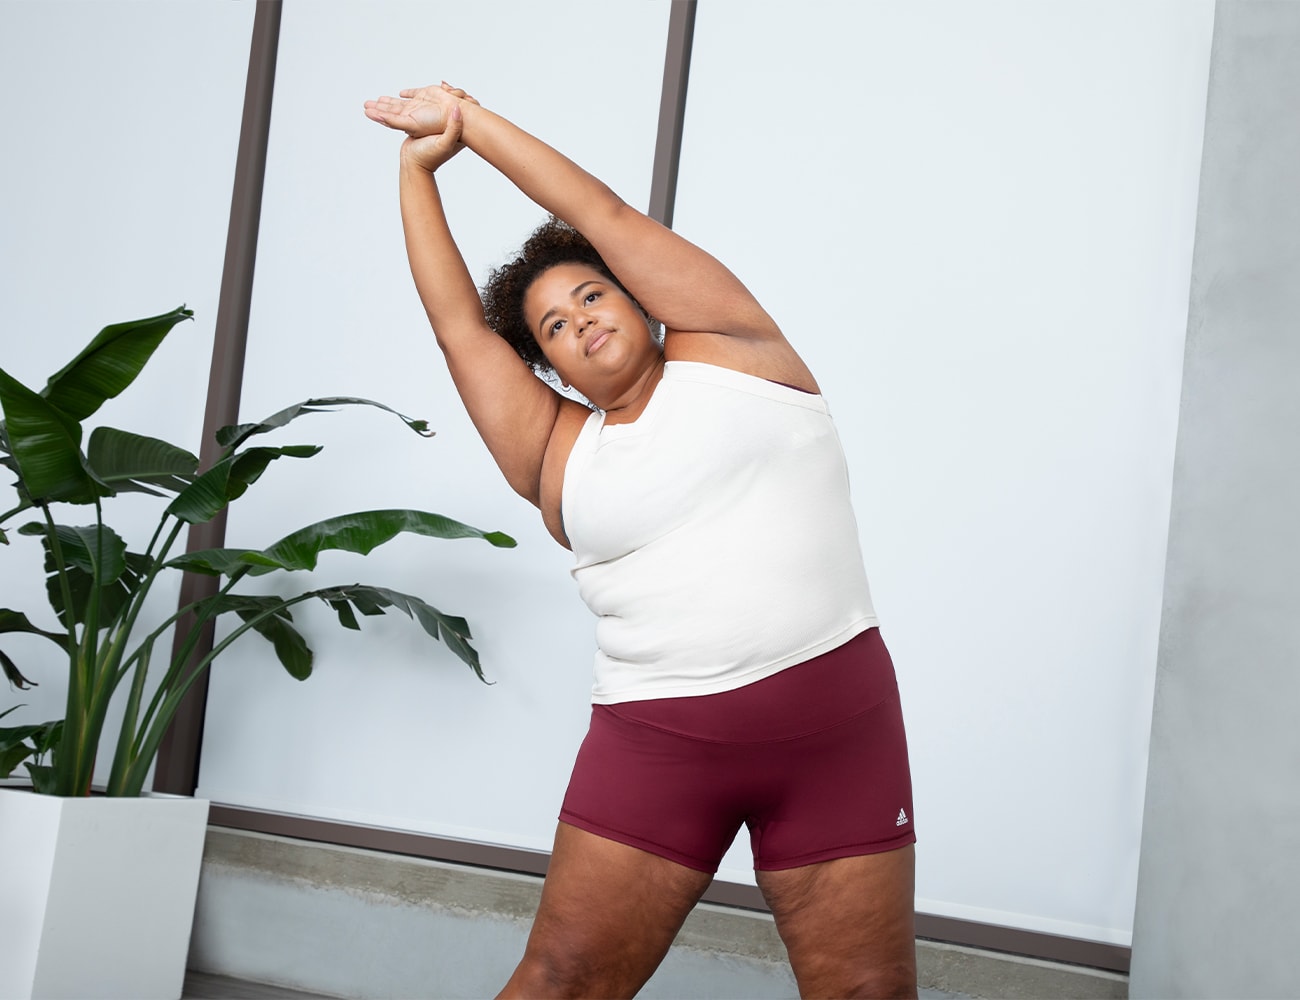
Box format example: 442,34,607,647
538,326,818,548
560,359,877,702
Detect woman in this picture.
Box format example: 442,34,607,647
365,82,917,999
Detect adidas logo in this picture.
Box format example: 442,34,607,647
895,808,909,827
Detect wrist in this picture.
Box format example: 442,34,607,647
399,146,432,173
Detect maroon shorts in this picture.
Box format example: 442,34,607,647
559,628,915,873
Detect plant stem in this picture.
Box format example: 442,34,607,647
120,587,314,796
42,503,89,796
125,567,246,773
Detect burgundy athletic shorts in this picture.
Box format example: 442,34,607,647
559,628,915,873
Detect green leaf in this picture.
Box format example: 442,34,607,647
167,509,516,577
209,594,313,680
14,530,146,627
216,397,434,451
0,721,54,752
0,368,106,504
0,718,62,782
1,648,36,689
166,445,322,524
87,426,198,496
39,556,149,629
311,583,486,681
19,523,128,586
32,718,63,756
329,599,361,631
0,608,68,650
0,741,33,778
27,762,57,793
0,608,69,689
40,307,193,421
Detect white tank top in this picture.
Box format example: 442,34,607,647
562,361,878,704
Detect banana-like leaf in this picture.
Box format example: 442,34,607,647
27,762,57,793
40,556,149,629
209,594,313,680
0,608,69,689
0,608,67,647
19,522,128,586
166,445,321,524
328,598,362,630
0,741,33,779
216,397,433,451
40,307,193,420
0,368,106,504
13,529,147,627
87,426,198,496
0,717,62,780
168,509,516,577
0,424,35,528
313,584,485,679
1,649,35,689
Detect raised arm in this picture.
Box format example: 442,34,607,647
367,86,788,347
376,103,579,510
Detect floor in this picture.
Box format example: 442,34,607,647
183,971,971,999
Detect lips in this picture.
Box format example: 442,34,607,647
585,330,611,356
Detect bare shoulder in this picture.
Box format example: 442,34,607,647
664,328,820,394
538,398,596,549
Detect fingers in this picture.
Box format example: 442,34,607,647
393,82,479,105
444,102,464,144
364,95,406,119
440,80,480,106
365,84,476,135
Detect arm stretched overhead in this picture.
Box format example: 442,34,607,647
365,83,817,391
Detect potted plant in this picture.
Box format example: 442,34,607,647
0,307,515,999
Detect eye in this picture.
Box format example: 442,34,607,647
584,290,601,305
549,318,565,336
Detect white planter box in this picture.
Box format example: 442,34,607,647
0,790,209,1000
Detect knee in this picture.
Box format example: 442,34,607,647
501,948,610,1000
794,956,916,1000
841,962,918,1000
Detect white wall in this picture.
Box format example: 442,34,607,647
193,0,671,852
0,0,253,783
673,0,1213,942
1,0,1217,948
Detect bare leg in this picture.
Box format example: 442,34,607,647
499,822,714,999
757,845,917,999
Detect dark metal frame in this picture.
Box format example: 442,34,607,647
154,0,282,795
154,0,1129,975
648,0,697,227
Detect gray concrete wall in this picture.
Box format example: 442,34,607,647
190,829,1125,1000
1130,2,1300,996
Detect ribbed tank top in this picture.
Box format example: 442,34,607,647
562,361,878,704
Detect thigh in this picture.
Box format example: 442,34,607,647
757,845,917,1000
499,822,714,999
560,704,745,872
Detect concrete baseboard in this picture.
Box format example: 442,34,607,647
919,941,1127,1000
191,827,1125,999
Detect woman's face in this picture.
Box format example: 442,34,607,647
523,262,659,402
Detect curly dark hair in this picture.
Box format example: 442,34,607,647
481,217,654,373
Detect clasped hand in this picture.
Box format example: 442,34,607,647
364,81,479,172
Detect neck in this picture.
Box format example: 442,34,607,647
599,354,666,425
